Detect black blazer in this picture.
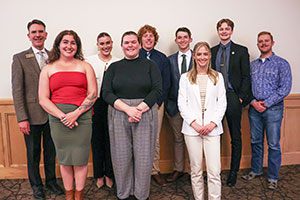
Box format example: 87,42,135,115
166,51,193,116
211,42,251,106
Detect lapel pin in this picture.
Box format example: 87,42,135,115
25,53,35,58
232,51,235,55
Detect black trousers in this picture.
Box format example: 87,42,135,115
23,122,57,190
91,98,114,179
225,91,242,173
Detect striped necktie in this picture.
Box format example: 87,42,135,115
146,51,151,60
37,51,47,69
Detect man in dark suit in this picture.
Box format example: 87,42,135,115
11,19,63,199
211,18,251,187
165,27,193,182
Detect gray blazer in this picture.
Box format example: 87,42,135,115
166,51,193,117
11,47,48,125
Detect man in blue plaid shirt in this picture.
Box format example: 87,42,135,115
242,31,292,190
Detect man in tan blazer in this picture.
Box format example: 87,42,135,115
11,19,63,200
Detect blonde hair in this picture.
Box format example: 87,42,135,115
187,42,219,85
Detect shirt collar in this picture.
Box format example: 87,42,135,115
179,49,192,57
141,47,154,54
219,41,232,49
31,46,46,55
259,52,275,62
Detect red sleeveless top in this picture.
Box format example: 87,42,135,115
49,71,87,106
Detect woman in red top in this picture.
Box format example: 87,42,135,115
39,30,97,200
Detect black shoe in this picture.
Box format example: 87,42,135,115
46,182,65,195
33,187,45,200
226,172,237,187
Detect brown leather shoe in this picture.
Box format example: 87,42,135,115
75,189,83,200
66,189,74,200
166,171,184,182
152,174,167,186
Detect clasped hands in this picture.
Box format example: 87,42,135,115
191,121,216,135
60,111,79,129
127,106,143,123
252,100,267,113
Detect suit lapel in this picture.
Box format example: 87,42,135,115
192,81,201,109
188,50,193,70
27,48,41,75
211,45,220,69
229,42,236,74
173,52,180,79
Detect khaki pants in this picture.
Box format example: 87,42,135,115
152,103,164,175
166,112,185,172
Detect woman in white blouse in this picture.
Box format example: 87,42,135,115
178,42,227,200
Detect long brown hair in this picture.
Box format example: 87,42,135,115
48,30,84,63
187,42,219,85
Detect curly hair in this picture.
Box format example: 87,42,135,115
48,30,84,63
137,24,159,46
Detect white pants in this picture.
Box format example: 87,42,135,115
184,135,221,200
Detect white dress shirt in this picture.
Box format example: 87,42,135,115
178,50,192,74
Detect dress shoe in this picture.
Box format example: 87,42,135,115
152,174,167,186
226,171,237,187
46,182,64,195
105,176,114,188
96,177,104,189
33,187,45,200
166,171,184,182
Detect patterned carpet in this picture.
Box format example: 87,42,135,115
0,165,299,200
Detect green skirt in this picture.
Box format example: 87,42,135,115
49,103,92,166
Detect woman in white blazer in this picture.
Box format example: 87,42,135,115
178,42,227,200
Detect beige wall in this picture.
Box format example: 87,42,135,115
0,0,300,98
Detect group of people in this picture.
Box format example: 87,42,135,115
11,18,292,200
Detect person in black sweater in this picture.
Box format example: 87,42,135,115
102,31,162,200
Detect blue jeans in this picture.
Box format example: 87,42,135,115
248,105,283,181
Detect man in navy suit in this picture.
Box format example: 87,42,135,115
138,24,171,186
165,27,193,182
211,18,251,187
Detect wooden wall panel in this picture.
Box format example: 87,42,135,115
0,113,4,168
7,113,27,166
0,94,300,179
